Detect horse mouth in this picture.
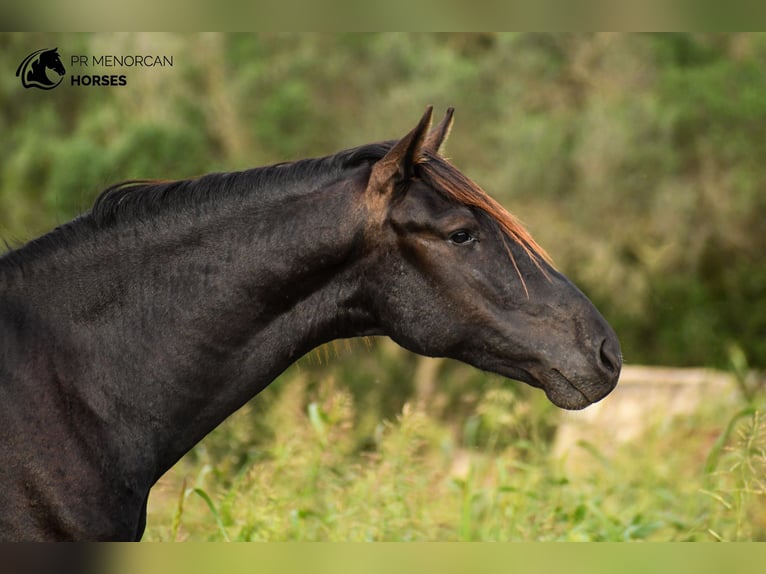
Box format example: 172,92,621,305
508,366,599,411
544,369,594,410
471,354,617,411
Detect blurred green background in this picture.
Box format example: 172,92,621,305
2,33,765,541
3,32,764,368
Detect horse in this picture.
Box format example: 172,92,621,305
15,47,66,90
0,107,621,541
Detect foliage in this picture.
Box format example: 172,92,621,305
145,363,766,541
3,34,766,538
2,33,764,368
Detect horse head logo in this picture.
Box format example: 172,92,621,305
16,48,66,90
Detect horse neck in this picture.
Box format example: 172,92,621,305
4,168,376,481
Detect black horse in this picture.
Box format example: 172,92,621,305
15,48,66,90
0,107,621,541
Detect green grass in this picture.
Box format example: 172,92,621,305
144,365,766,542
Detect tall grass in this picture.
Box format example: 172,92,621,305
145,365,766,542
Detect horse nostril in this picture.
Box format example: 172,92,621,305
598,337,621,377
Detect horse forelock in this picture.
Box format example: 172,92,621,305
415,153,553,270
341,141,552,268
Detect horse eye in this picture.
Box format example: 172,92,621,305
449,230,475,245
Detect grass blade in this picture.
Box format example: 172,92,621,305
188,487,231,542
704,406,757,480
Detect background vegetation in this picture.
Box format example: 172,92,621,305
149,367,765,541
1,33,764,540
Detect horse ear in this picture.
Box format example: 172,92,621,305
423,107,455,155
368,106,433,194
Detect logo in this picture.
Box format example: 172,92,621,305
16,48,66,90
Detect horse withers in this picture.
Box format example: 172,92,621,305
0,107,621,540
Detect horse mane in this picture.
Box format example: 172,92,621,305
89,157,348,227
2,141,551,278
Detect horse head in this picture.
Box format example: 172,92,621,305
39,48,66,76
363,107,621,409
